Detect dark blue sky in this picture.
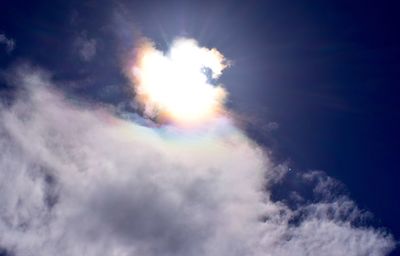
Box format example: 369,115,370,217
1,0,399,254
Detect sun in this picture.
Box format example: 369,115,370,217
131,38,229,126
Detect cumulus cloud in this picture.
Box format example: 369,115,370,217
0,33,15,53
0,66,395,256
74,32,97,61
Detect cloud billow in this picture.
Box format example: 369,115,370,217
0,67,395,256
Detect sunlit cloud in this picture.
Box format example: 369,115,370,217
130,38,229,127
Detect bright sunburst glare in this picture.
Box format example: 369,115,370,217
131,38,229,126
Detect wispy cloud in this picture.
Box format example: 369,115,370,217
74,32,97,61
0,33,15,53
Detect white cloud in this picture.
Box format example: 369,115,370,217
0,33,15,53
0,66,395,256
74,32,97,61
